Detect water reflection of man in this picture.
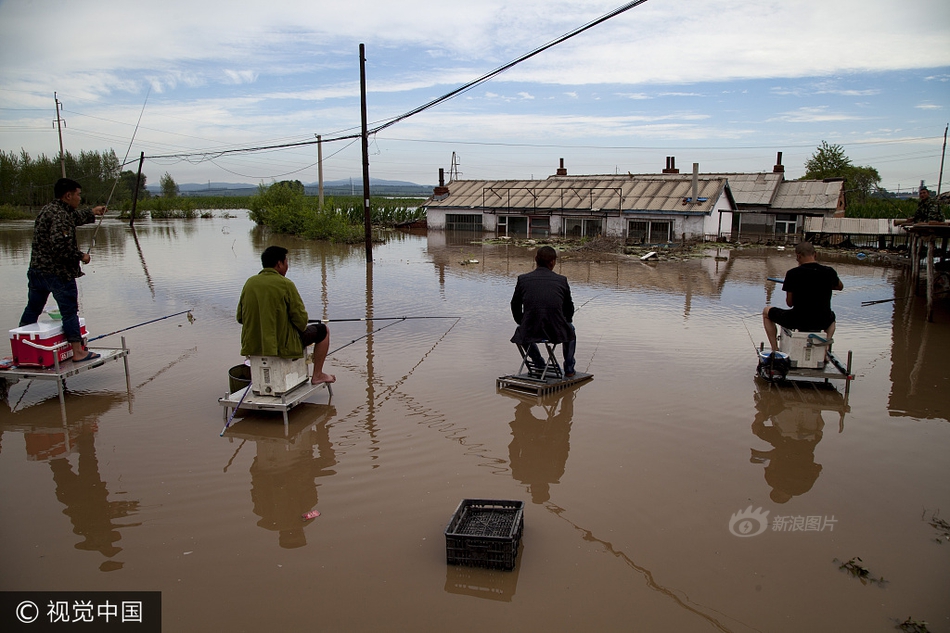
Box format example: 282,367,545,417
237,245,335,385
249,418,337,548
508,391,574,504
750,390,824,503
510,246,577,377
2,410,139,569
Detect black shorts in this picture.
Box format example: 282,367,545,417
767,307,835,332
300,323,328,347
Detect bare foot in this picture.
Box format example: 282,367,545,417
311,372,336,385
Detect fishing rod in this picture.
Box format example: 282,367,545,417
308,315,460,324
89,86,151,253
862,291,949,307
327,318,409,355
86,310,193,342
220,385,251,436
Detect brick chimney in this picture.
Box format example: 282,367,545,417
556,158,568,176
433,168,449,197
773,151,785,174
662,156,679,174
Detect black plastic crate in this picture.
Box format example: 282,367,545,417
444,499,524,571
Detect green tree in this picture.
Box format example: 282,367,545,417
160,172,179,198
803,141,881,205
804,141,851,179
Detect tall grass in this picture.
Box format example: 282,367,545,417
846,198,916,219
248,184,424,242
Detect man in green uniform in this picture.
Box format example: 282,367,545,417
913,187,944,223
237,245,335,385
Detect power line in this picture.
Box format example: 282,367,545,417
138,0,653,163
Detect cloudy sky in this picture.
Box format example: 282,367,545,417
1,0,948,192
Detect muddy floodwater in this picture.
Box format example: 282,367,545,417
1,216,948,632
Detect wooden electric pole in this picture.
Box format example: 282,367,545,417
359,43,372,263
54,92,66,177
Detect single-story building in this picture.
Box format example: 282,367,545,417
422,153,845,243
423,161,736,242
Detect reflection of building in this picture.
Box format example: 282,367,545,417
887,271,950,421
0,394,139,572
225,406,337,548
750,381,849,503
504,389,576,504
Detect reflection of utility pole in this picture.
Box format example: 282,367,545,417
317,134,324,209
54,92,66,177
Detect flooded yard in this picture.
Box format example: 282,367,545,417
1,216,948,632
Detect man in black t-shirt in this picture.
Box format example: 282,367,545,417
762,242,843,352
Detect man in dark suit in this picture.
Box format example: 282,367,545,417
510,246,577,376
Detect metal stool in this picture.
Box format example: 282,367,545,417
516,342,563,381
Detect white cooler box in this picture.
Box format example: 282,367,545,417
779,328,830,369
249,355,309,395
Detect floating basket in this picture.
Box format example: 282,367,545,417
444,499,524,571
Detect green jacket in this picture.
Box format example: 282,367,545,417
236,268,309,358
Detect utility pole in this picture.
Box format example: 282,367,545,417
449,152,460,181
54,92,66,177
317,134,324,208
938,123,948,197
359,43,372,263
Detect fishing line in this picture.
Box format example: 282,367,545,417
585,333,603,373
89,86,151,253
326,318,409,356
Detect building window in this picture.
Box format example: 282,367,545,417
529,216,550,238
775,213,797,235
564,217,602,238
499,215,527,236
446,214,483,231
627,220,671,243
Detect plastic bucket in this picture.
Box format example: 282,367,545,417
228,364,251,393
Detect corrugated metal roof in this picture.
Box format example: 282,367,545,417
424,176,732,214
554,171,783,206
771,180,844,211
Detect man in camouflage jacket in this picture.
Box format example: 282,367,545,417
19,178,106,362
913,187,944,223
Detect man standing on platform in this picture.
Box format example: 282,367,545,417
19,178,106,363
237,245,335,385
510,245,577,377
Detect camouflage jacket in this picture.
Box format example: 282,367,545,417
28,199,96,280
913,197,944,223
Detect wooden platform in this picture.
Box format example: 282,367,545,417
218,380,333,432
0,338,131,423
496,371,593,396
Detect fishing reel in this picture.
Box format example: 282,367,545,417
757,351,790,383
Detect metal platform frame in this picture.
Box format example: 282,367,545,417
758,342,854,396
218,380,333,433
0,336,132,423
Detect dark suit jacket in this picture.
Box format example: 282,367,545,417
510,266,575,345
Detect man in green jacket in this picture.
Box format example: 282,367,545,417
237,246,335,385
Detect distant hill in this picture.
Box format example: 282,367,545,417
147,178,434,198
